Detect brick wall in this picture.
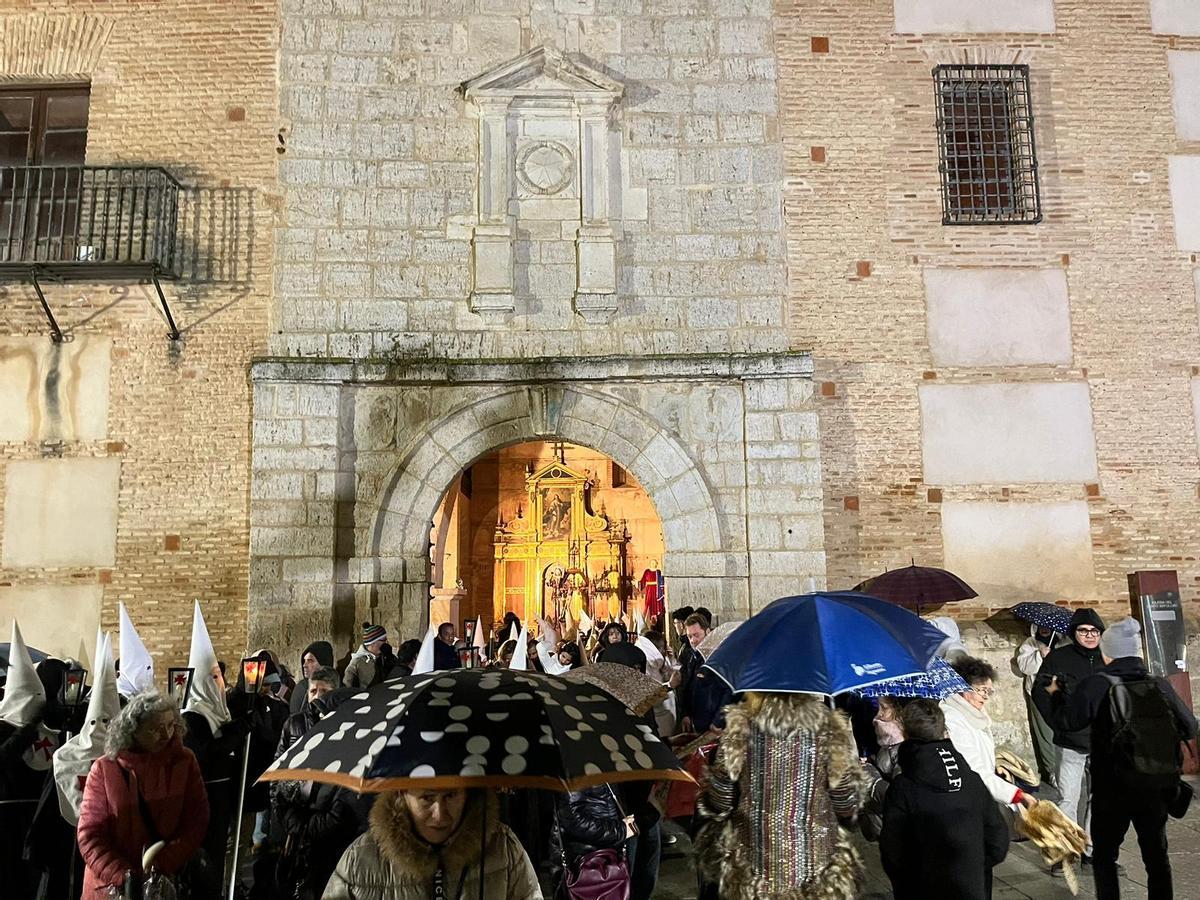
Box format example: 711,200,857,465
778,1,1200,623
0,4,277,672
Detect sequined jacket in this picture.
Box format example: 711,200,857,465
696,693,868,900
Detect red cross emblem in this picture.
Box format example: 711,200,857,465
174,672,188,687
33,737,55,761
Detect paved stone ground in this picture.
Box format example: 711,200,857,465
655,780,1200,898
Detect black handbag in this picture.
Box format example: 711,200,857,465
1169,779,1193,819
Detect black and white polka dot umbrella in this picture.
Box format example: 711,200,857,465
259,668,691,793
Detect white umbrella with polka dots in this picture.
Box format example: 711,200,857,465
258,668,691,793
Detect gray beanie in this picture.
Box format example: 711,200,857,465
1100,616,1142,660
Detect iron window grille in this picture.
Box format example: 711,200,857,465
933,64,1041,226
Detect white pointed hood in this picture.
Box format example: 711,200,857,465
117,602,155,698
537,617,558,650
509,624,530,671
508,621,520,643
0,621,46,727
578,609,594,634
183,601,230,736
472,617,486,651
53,631,119,823
412,624,437,675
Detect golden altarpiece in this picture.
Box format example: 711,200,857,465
492,458,629,623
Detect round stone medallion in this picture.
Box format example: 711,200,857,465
516,140,575,195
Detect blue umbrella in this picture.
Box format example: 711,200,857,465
1011,602,1071,635
702,592,950,696
856,657,970,701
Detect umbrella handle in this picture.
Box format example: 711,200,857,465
479,795,487,900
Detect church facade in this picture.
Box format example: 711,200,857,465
2,2,1200,697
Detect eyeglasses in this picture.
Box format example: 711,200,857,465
972,686,995,699
1075,627,1101,636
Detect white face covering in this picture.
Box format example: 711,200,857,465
54,632,120,823
183,601,230,736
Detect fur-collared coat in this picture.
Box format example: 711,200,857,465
321,791,541,900
696,693,868,900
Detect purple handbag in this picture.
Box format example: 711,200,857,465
563,848,630,900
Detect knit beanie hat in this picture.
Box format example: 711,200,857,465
363,623,387,645
1100,617,1142,660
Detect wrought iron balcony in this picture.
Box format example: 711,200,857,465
0,164,181,277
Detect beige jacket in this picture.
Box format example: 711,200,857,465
322,792,542,900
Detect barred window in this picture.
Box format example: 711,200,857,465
934,65,1041,225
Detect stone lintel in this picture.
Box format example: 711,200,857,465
249,352,815,387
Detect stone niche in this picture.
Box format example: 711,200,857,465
1152,0,1200,36
0,584,104,665
893,0,1055,34
1170,51,1200,141
2,457,121,567
920,382,1098,485
459,47,623,324
1169,156,1200,251
942,500,1096,601
924,269,1072,367
0,336,111,442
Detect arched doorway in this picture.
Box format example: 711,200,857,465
428,439,666,638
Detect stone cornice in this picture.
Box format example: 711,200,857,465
249,352,814,385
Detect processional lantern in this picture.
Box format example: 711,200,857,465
241,657,267,694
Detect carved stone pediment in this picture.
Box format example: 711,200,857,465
460,46,622,102
459,47,623,324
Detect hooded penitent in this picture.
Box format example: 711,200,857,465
411,624,437,676
117,601,155,698
0,622,46,728
509,624,530,671
183,600,230,737
53,632,120,824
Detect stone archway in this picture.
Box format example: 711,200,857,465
368,385,725,628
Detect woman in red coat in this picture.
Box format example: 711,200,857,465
77,691,209,899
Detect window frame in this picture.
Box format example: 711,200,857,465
933,64,1042,226
0,82,90,167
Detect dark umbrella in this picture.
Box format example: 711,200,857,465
853,563,978,612
259,668,689,792
1011,601,1072,635
703,592,949,696
0,642,50,672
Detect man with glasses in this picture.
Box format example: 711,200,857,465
1034,608,1107,871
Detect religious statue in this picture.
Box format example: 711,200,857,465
640,560,665,625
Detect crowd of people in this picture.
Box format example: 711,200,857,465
0,600,1196,900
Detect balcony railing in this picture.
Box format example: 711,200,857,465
0,165,182,276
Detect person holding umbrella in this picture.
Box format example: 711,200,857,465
1011,602,1070,787
694,592,948,898
261,668,691,900
1033,608,1107,857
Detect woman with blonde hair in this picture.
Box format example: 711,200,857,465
76,691,209,899
323,788,540,899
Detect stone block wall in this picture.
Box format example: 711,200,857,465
248,354,824,663
0,4,277,670
779,1,1200,625
275,0,788,359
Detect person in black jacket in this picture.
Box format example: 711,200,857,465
1033,607,1106,842
290,640,337,714
434,622,463,671
1047,617,1197,900
551,784,635,894
261,674,368,900
880,699,1009,900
